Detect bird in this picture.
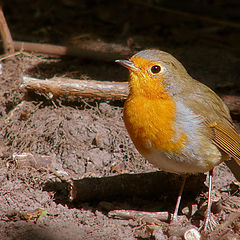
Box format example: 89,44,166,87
116,49,240,231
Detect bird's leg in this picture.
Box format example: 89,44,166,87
171,175,187,224
202,169,215,232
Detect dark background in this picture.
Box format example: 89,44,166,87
3,0,240,90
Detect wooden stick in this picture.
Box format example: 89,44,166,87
22,76,129,100
70,171,205,202
22,76,240,115
108,209,172,222
14,40,132,61
0,6,14,53
14,41,67,56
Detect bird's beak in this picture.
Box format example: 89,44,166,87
115,60,138,72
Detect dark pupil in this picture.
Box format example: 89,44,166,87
151,65,161,74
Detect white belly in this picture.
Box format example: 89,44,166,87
145,146,221,174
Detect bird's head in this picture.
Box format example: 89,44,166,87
116,49,190,99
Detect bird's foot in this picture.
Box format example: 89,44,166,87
199,212,217,232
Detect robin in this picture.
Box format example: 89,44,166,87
116,49,240,231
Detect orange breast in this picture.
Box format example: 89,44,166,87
123,94,188,156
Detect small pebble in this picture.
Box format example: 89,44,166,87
184,228,201,240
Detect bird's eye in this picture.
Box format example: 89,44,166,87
150,65,161,74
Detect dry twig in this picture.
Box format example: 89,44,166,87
14,40,132,61
69,172,204,202
0,6,14,53
21,76,129,100
108,209,173,223
21,76,240,115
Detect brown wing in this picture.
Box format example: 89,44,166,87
209,121,240,162
180,79,240,164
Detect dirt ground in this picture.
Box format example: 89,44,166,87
0,0,240,239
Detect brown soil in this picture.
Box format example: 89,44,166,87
0,0,240,239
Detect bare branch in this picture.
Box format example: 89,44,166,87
0,6,14,53
14,40,132,61
22,76,240,115
22,76,129,100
